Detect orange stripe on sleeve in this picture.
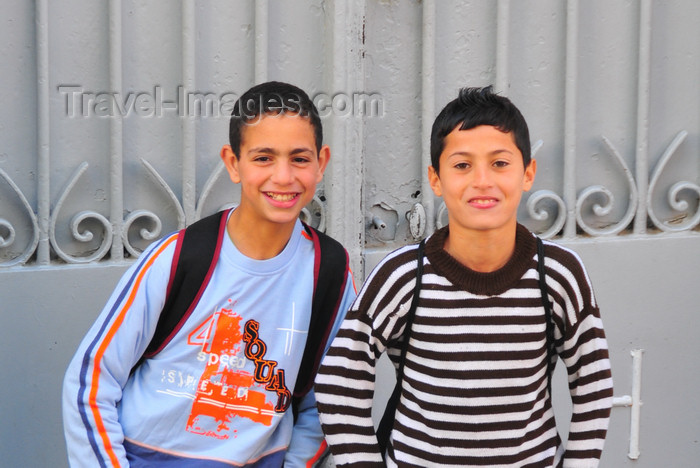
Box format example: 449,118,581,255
88,236,177,467
348,267,358,293
307,439,328,468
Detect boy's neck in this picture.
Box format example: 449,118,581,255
443,225,518,273
226,209,296,260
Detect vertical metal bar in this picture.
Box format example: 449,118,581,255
109,0,124,260
633,0,652,234
35,0,50,265
255,0,268,84
421,0,436,236
495,0,510,94
328,0,365,278
563,0,579,238
628,348,644,459
182,0,196,223
611,349,644,459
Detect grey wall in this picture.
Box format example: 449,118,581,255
0,265,128,467
1,1,699,467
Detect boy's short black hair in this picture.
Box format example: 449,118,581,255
229,81,323,157
430,86,531,173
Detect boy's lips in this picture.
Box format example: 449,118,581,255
468,196,499,208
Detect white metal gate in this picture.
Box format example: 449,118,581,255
1,1,698,467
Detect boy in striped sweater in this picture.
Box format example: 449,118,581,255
315,86,613,467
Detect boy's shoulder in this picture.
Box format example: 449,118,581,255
539,237,597,306
515,222,588,273
539,237,589,274
301,222,348,256
377,241,423,270
362,242,423,291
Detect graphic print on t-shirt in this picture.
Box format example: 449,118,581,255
184,303,291,439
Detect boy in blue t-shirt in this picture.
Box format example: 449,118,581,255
63,81,356,467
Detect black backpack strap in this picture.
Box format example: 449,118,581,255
293,224,350,414
140,209,229,362
536,237,556,391
377,240,425,460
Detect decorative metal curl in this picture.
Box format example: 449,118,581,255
666,182,700,230
217,202,238,213
531,139,544,158
141,158,186,229
0,219,15,248
197,160,228,220
301,195,327,232
575,136,638,236
0,168,40,267
526,190,566,239
648,131,700,232
122,209,163,257
49,163,112,263
435,201,448,229
63,210,113,263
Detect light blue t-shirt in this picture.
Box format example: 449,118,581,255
63,214,355,467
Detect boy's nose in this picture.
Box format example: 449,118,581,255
472,165,493,187
271,161,294,184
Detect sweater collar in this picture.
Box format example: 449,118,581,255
424,223,537,296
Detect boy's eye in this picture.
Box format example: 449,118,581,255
454,162,470,169
292,156,312,164
493,160,510,168
253,155,272,162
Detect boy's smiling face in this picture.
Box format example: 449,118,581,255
428,124,536,238
221,112,329,229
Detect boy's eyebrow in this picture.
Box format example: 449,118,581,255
247,146,278,154
246,146,315,155
447,149,515,158
289,147,315,155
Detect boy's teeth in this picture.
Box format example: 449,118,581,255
268,192,295,201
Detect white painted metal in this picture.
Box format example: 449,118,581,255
634,0,652,234
628,349,644,460
255,0,269,83
495,0,510,94
36,0,50,265
611,349,644,460
563,0,579,239
326,0,366,276
182,0,197,223
109,0,125,260
420,0,436,237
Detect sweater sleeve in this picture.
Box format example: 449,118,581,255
315,246,418,467
285,274,357,467
62,235,175,468
547,246,614,467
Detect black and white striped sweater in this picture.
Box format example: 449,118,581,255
315,224,613,467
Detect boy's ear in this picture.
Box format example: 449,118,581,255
315,144,331,183
523,159,537,191
428,165,442,197
221,145,241,183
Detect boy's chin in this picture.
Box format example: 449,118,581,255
265,208,308,226
448,216,519,234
